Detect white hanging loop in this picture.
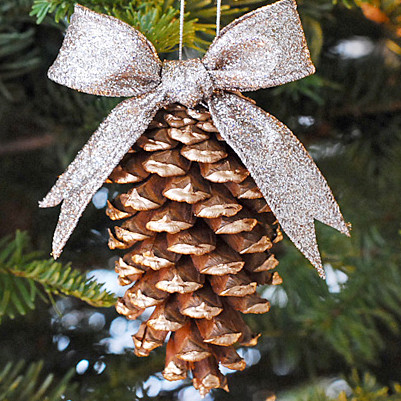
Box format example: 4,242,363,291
216,0,222,37
179,0,221,58
179,0,185,60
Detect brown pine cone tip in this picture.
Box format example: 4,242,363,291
107,103,283,396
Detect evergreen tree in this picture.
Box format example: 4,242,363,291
0,0,401,399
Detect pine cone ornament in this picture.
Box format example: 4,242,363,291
106,103,283,394
40,0,350,395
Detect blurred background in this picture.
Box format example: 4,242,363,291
1,0,401,400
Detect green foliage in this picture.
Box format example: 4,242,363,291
253,228,401,372
247,123,401,371
279,371,401,400
343,370,401,401
0,25,41,101
1,0,401,399
271,74,341,106
0,231,116,321
0,360,74,401
30,0,247,53
0,0,33,15
110,0,212,53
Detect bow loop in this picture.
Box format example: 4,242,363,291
48,5,162,97
202,0,315,92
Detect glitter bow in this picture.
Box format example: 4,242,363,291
40,0,349,276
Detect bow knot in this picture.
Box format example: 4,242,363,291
161,59,214,108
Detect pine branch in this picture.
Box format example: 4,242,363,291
0,231,116,321
0,0,33,17
30,0,247,53
0,360,75,401
0,25,41,101
9,259,117,308
346,370,401,401
252,225,401,371
279,370,401,401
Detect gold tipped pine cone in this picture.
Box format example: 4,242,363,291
106,103,283,396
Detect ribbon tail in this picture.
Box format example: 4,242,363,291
208,92,349,276
40,90,166,259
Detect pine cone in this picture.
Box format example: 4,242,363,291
106,103,283,396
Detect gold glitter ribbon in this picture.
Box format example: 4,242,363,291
40,0,349,276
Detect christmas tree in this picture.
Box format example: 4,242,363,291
1,0,401,400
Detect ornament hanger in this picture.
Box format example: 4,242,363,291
179,0,185,59
216,0,222,37
178,0,222,59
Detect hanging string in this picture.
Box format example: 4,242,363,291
179,0,221,58
215,0,222,37
179,0,185,60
